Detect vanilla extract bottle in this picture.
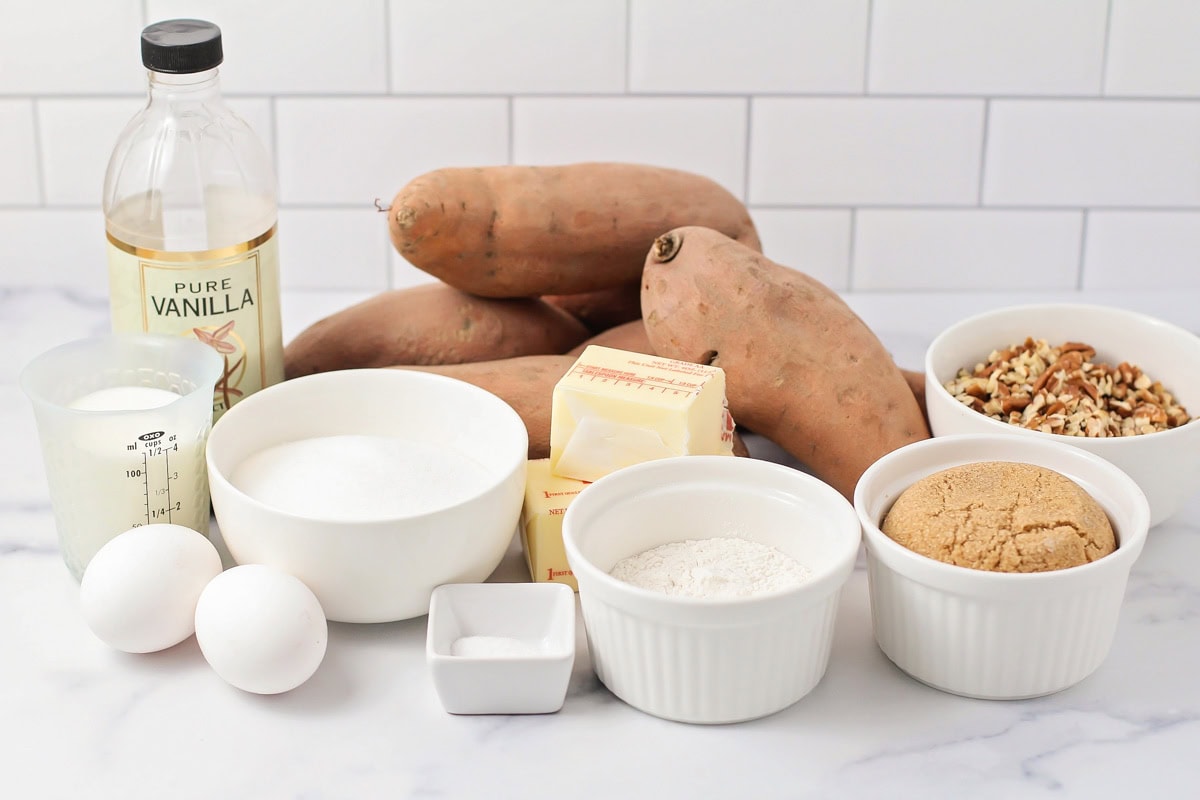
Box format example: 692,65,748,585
103,19,282,420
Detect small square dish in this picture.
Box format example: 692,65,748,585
426,582,576,715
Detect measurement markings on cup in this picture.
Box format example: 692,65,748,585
128,430,182,526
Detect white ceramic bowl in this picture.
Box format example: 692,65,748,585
562,456,860,724
925,303,1200,527
207,369,528,623
854,434,1149,700
426,582,576,715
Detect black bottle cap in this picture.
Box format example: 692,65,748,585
141,19,223,74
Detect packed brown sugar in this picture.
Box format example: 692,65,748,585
881,461,1116,573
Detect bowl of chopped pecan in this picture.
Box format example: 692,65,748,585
924,303,1200,527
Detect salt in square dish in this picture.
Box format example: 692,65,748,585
426,582,576,715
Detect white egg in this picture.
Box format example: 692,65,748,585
194,564,328,694
80,523,223,654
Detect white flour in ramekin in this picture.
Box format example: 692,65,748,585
609,537,810,598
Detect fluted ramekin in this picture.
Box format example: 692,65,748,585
563,456,860,724
854,434,1150,700
924,302,1200,527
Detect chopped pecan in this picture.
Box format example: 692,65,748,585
944,337,1191,438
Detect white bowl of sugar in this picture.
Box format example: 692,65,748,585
206,369,528,623
562,455,861,724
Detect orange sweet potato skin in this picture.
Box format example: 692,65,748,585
389,163,761,298
543,282,642,334
901,368,929,425
284,283,588,379
566,319,654,358
641,227,930,499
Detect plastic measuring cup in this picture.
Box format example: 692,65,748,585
20,333,223,580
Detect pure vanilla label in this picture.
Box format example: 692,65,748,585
106,227,283,419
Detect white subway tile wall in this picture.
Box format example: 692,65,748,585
1106,0,1200,97
749,98,984,205
1084,212,1200,289
146,1,390,94
513,97,747,196
0,1,144,95
868,0,1108,96
629,0,869,93
0,101,40,205
0,210,108,290
275,97,509,205
37,98,144,206
984,100,1200,207
2,0,1198,293
390,0,626,93
277,208,392,291
853,210,1083,291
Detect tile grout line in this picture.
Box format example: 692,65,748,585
3,91,1200,102
383,0,394,94
506,95,515,165
1099,0,1113,95
846,208,858,290
381,0,396,289
29,99,47,207
1077,210,1090,290
862,0,874,94
742,97,752,203
624,0,632,93
976,99,991,206
269,96,280,197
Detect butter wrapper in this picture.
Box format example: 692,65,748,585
520,458,588,591
549,344,734,483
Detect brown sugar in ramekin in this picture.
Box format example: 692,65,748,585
881,461,1116,573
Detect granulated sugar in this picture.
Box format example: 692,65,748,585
230,434,492,520
609,537,811,599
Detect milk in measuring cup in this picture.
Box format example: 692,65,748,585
55,386,210,574
21,333,222,580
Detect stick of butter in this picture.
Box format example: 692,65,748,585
549,345,735,482
520,458,587,590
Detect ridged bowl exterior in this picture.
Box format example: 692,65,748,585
578,582,841,724
563,456,861,725
855,434,1150,700
865,555,1128,699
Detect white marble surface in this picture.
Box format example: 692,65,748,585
2,286,1198,800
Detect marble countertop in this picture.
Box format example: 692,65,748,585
2,286,1198,800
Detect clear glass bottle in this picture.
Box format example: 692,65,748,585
103,19,283,421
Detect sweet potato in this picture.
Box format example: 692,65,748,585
395,349,750,459
641,227,930,499
543,282,642,334
284,283,588,379
566,320,653,358
388,163,761,298
901,368,928,424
